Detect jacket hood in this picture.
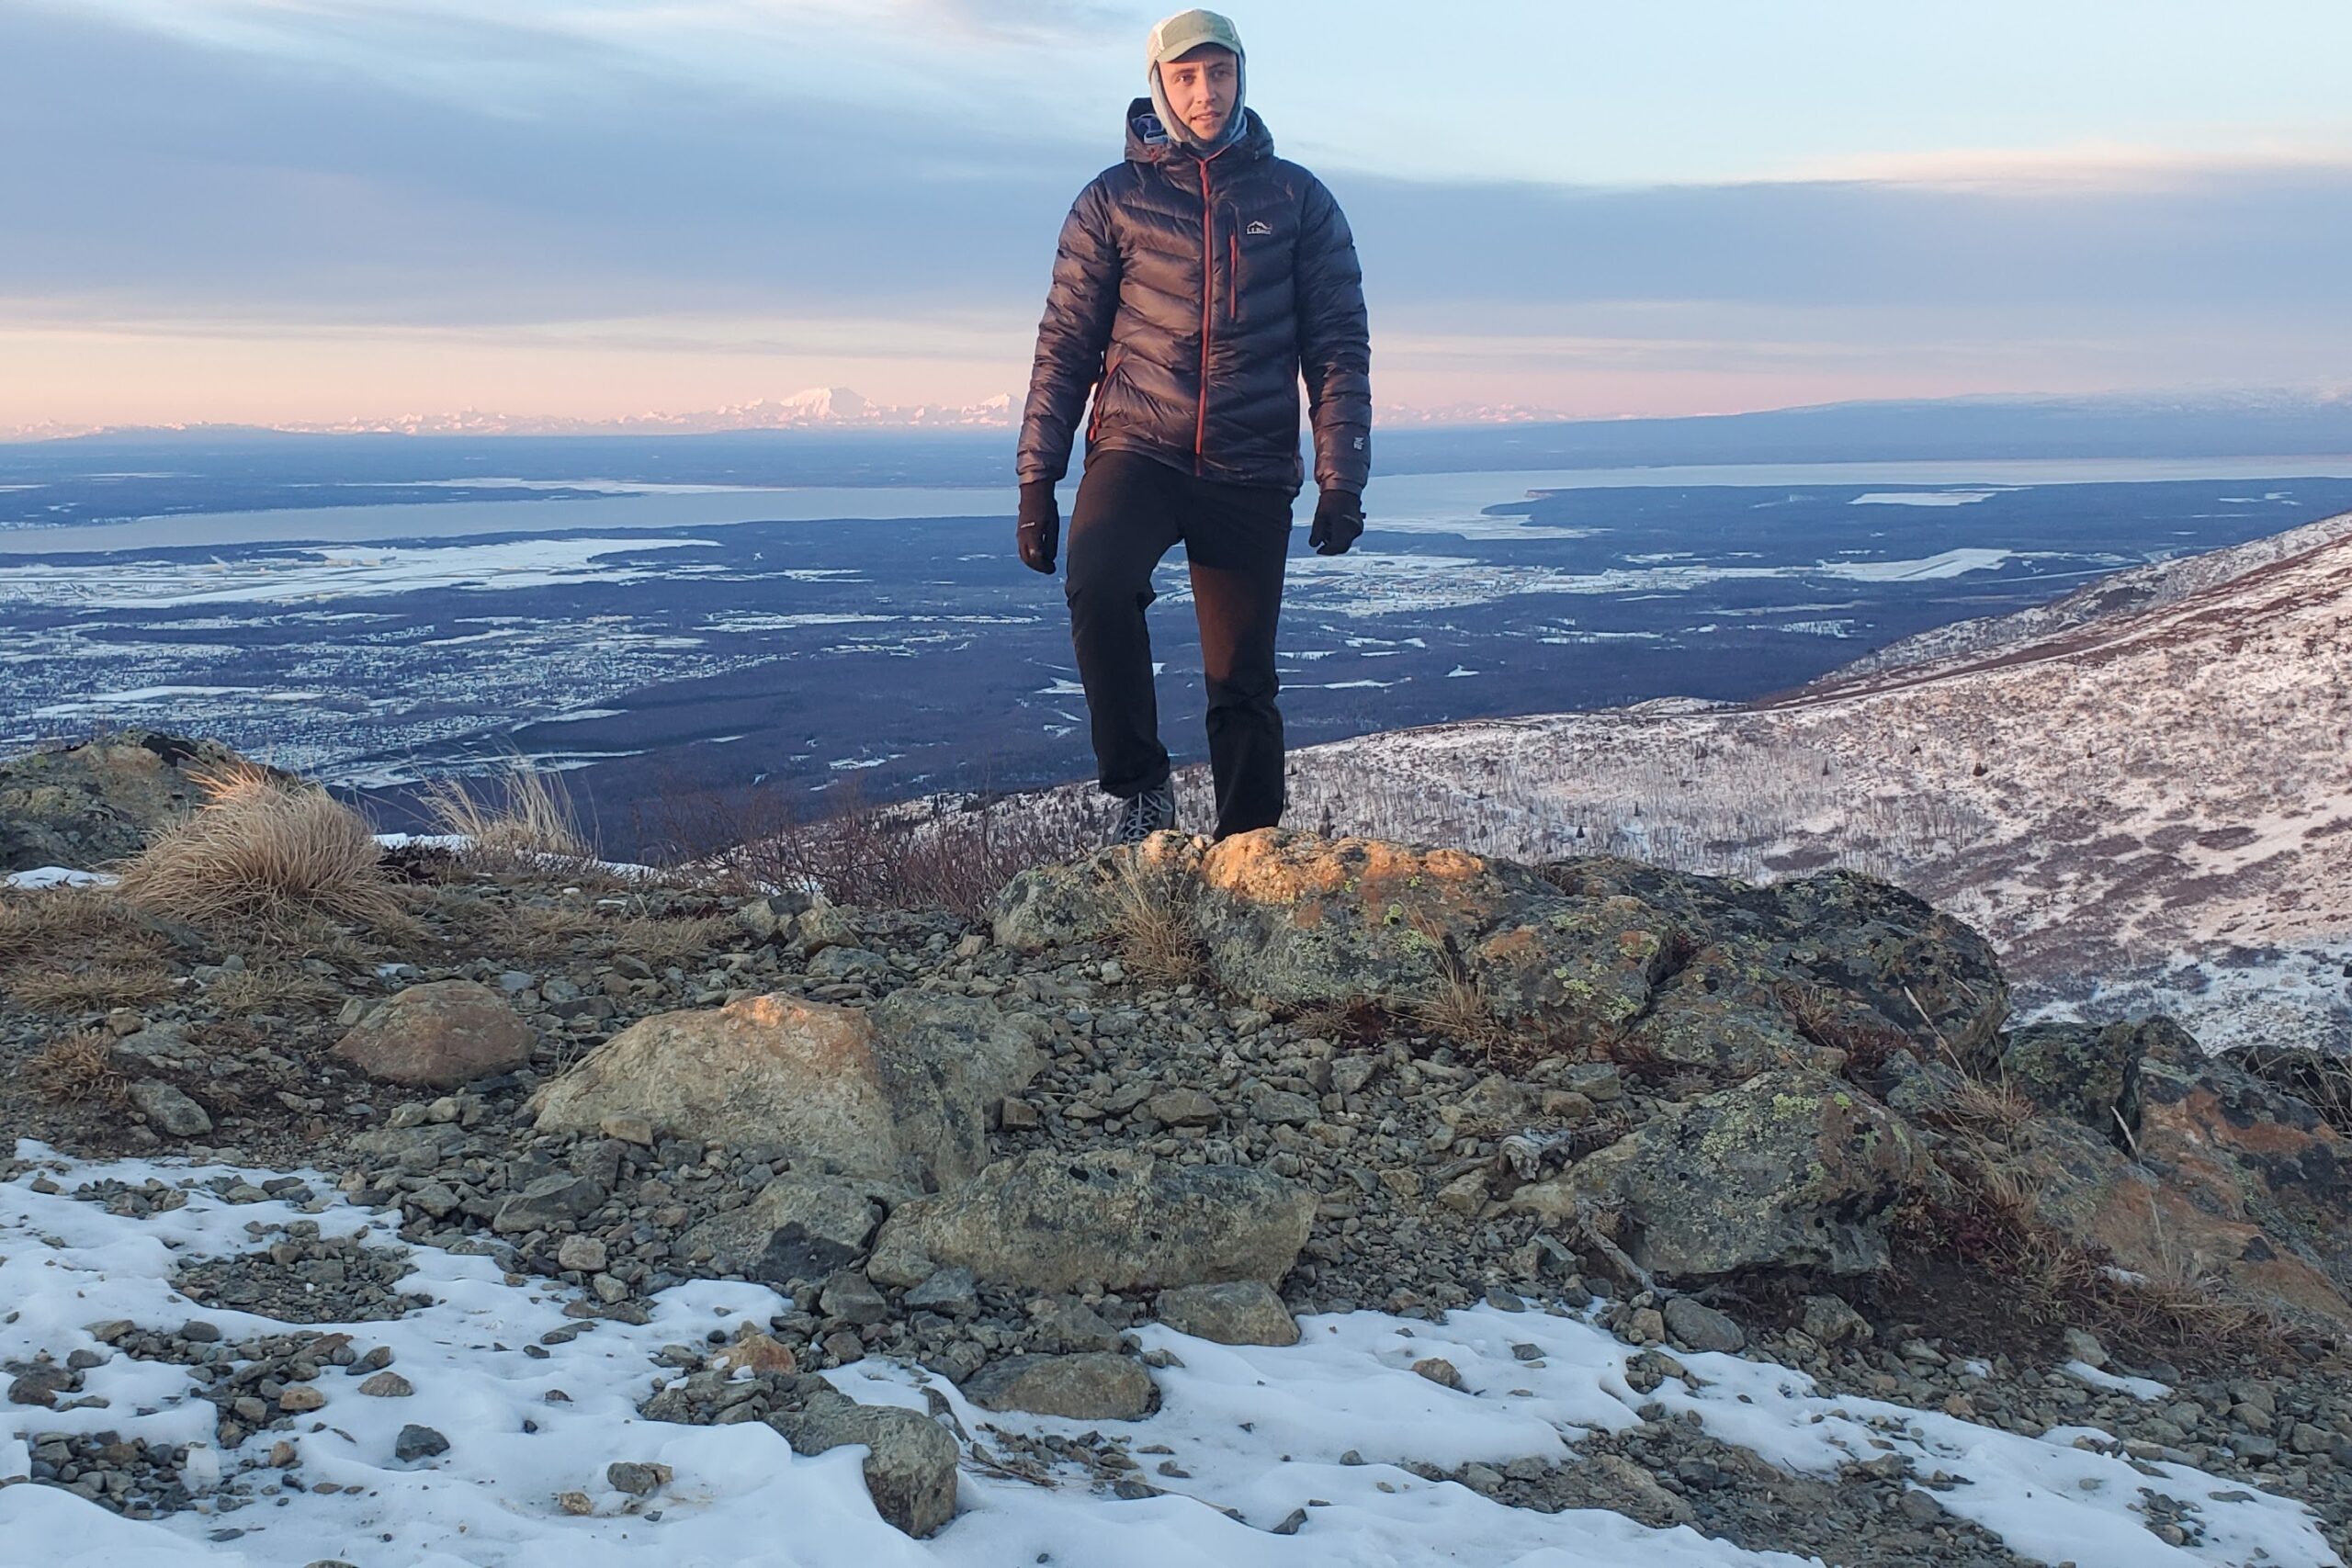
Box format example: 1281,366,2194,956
1125,96,1272,164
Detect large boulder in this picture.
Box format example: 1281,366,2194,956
991,830,2007,1064
0,730,271,874
866,1147,1314,1294
1996,1017,2159,1139
996,830,1670,1048
529,989,1041,1189
770,1391,958,1539
1544,856,2010,1068
330,980,536,1088
1514,1070,1924,1278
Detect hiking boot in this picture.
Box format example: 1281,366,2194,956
1110,784,1177,844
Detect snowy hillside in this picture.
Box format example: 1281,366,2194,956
1271,512,2352,1051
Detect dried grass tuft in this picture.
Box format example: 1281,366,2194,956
1107,858,1206,987
28,1030,129,1106
6,962,177,1013
202,963,345,1017
607,914,731,970
115,763,401,927
419,764,594,870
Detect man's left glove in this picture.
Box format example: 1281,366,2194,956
1017,480,1060,574
1308,488,1364,556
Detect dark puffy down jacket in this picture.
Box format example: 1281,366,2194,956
1018,100,1371,497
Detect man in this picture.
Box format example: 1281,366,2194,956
1017,8,1371,844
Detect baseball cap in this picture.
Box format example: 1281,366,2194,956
1147,8,1244,68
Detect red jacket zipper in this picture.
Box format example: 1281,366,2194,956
1195,159,1214,476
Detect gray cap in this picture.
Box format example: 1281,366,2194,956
1147,8,1244,69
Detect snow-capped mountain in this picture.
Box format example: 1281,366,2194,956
1273,510,2352,1053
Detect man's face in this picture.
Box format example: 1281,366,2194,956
1159,46,1238,141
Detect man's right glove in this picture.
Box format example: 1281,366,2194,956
1017,480,1060,574
1309,488,1364,556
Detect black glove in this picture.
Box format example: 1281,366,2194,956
1308,488,1363,556
1016,480,1059,574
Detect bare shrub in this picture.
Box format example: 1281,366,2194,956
115,763,401,927
644,774,1098,919
27,1031,129,1106
1108,857,1206,987
419,764,594,870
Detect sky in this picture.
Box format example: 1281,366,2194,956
5,0,2352,431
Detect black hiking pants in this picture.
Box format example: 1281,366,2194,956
1063,451,1292,840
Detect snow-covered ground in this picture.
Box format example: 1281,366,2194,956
2,1145,2335,1567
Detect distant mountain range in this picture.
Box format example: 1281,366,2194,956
12,388,2350,449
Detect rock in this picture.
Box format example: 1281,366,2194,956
989,831,1203,953
1998,1050,2352,1334
2000,1019,2154,1137
904,1268,979,1318
128,1079,212,1137
964,1353,1155,1421
1579,1452,1694,1528
710,1332,799,1376
866,1147,1314,1294
556,1235,609,1274
278,1384,326,1414
1155,1280,1299,1346
393,1425,449,1462
329,980,534,1089
1544,856,2009,1066
1411,1358,1464,1390
1662,1296,1746,1354
0,730,263,874
1148,1088,1220,1127
1187,831,1670,1047
358,1371,413,1397
681,1175,891,1284
771,1393,957,1538
1524,1071,1922,1279
1624,944,1846,1077
605,1461,672,1496
529,989,1040,1187
1030,1297,1123,1353
1797,1295,1872,1347
820,1272,889,1326
492,1174,605,1235
2063,1327,2109,1370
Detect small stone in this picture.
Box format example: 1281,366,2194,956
277,1384,327,1414
964,1353,1155,1421
395,1425,450,1462
359,1371,414,1398
1148,1088,1220,1127
606,1461,673,1496
1662,1297,1746,1354
1798,1295,1872,1348
598,1114,655,1146
493,1174,605,1234
557,1235,610,1274
129,1080,212,1137
710,1332,799,1376
1411,1358,1464,1391
905,1268,980,1318
558,1490,594,1515
999,1097,1042,1131
2063,1327,2109,1370
821,1273,889,1327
